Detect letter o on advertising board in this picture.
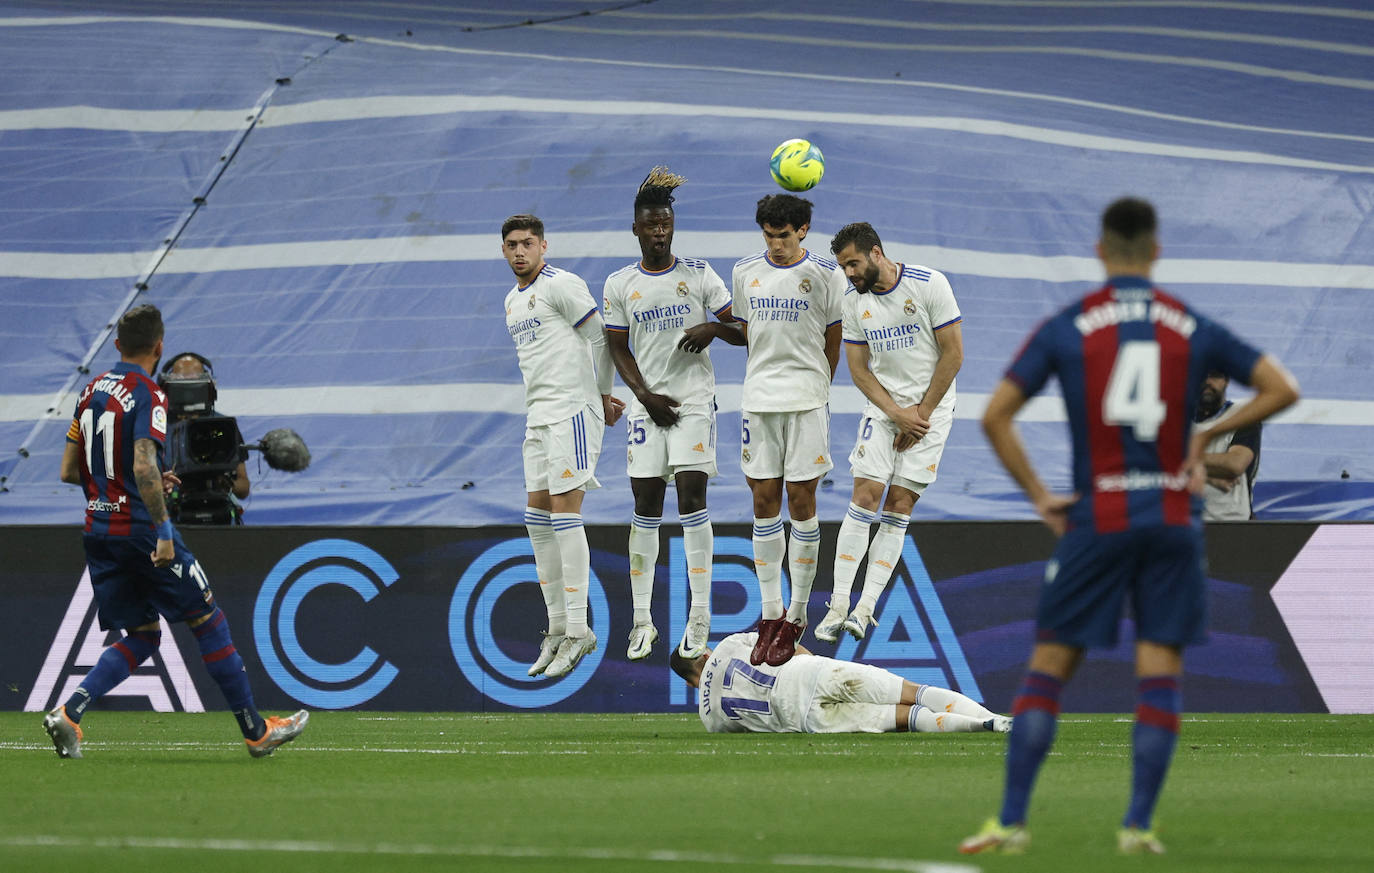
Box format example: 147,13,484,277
449,538,607,707
255,539,400,709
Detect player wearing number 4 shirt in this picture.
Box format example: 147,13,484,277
961,198,1299,857
670,632,1010,735
502,214,626,681
48,304,307,760
603,168,746,662
815,222,964,647
732,194,847,669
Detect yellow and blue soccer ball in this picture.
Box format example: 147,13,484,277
769,139,825,192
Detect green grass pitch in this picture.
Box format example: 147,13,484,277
2,712,1371,873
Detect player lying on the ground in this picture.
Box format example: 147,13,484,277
670,630,1010,735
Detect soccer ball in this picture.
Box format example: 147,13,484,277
769,139,825,192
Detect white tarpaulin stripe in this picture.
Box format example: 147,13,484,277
2,383,1367,426
607,10,1374,56
0,14,331,37
1,91,1368,175
3,232,1371,289
915,1,1374,20
537,23,1374,92
257,95,1374,175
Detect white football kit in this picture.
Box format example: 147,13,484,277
603,257,732,480
842,264,962,490
697,632,905,734
506,264,606,493
732,250,846,480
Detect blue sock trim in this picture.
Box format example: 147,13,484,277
551,512,584,532
752,516,784,537
680,509,710,527
631,514,662,529
879,511,911,530
846,503,877,524
523,507,552,526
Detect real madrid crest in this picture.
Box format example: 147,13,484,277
855,444,866,458
676,281,689,297
903,298,916,316
741,448,752,463
528,293,537,310
798,278,812,294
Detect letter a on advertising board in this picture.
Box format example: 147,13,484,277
24,569,204,713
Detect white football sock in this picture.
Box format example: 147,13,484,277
857,511,910,613
628,513,660,625
525,507,565,636
552,512,590,638
786,515,821,624
680,509,713,616
909,704,988,733
830,503,876,613
752,515,786,620
916,684,999,720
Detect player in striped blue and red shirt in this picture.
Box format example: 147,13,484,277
960,198,1299,856
45,303,308,759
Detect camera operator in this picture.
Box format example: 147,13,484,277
159,352,249,523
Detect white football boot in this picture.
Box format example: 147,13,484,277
545,631,598,678
678,611,711,658
528,631,564,677
812,602,848,643
841,604,877,640
626,623,659,661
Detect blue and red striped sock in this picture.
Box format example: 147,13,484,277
999,670,1064,826
191,607,264,740
1124,675,1182,830
64,629,162,722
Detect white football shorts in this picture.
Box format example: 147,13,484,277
522,404,603,495
848,409,952,495
800,658,906,734
625,403,717,481
740,405,833,482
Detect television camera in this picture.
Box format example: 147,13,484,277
160,356,310,525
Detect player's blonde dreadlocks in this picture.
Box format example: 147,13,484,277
634,165,687,213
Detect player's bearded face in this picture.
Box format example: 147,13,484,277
1199,374,1227,418
847,255,880,293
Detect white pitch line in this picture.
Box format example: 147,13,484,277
0,834,982,872
0,741,987,757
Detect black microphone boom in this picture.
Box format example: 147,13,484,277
247,428,312,472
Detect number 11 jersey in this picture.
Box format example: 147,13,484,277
67,362,168,536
